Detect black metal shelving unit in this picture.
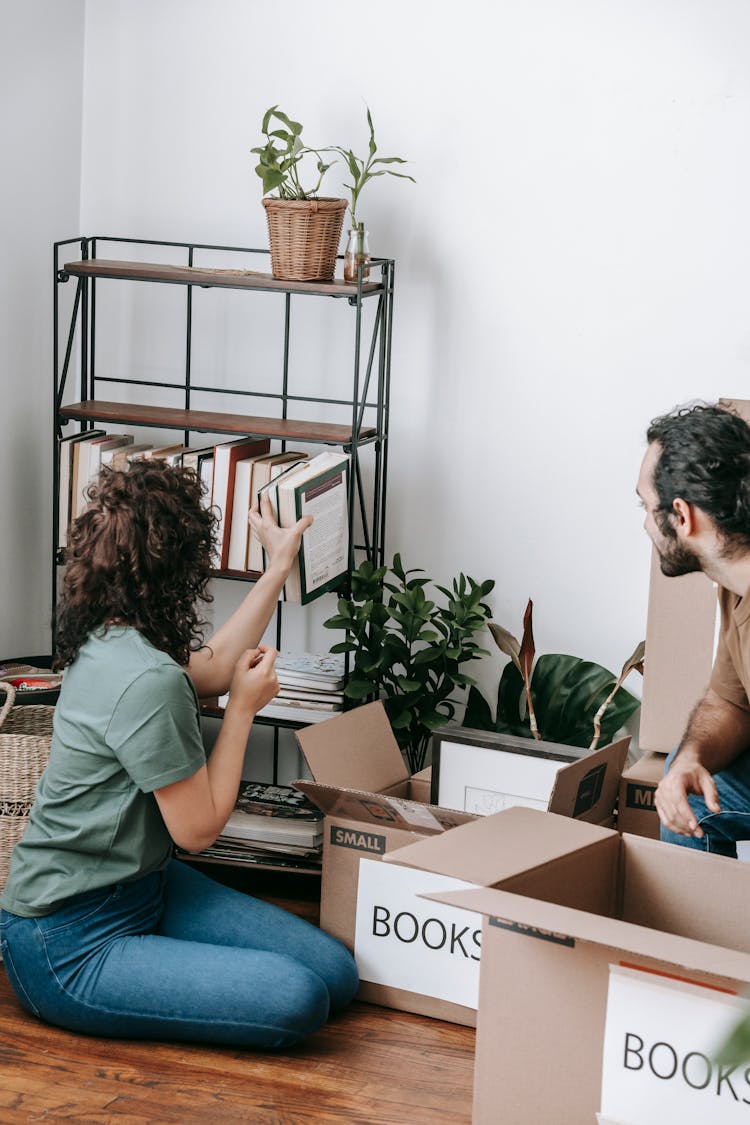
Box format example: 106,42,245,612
53,234,395,785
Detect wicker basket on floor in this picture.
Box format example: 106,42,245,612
262,197,347,282
0,682,54,890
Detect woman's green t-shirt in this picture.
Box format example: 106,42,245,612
1,627,206,917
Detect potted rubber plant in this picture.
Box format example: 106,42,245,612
251,105,346,282
323,553,494,774
463,598,644,752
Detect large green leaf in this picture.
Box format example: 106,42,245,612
464,684,494,729
464,652,639,749
529,653,584,734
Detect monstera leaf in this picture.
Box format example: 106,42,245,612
464,600,642,750
464,651,641,750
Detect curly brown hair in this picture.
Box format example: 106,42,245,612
54,459,217,669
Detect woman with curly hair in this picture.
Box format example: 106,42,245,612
0,459,358,1047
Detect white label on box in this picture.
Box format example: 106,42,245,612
437,740,563,814
601,964,750,1124
354,858,482,1009
385,797,444,832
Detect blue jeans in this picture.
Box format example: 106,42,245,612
660,746,750,857
0,859,358,1047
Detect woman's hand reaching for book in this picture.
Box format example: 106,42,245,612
248,491,312,578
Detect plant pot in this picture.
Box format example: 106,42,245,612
262,197,347,282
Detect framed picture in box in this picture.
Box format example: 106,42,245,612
430,726,596,816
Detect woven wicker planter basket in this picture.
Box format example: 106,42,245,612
262,197,347,282
0,682,54,891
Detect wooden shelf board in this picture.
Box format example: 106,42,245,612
59,401,376,444
63,258,382,298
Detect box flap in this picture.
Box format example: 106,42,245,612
294,701,410,792
382,805,615,884
294,779,475,834
548,737,629,821
639,549,716,753
424,885,750,983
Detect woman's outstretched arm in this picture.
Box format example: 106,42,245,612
186,491,311,698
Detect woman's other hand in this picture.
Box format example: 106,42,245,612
225,646,279,719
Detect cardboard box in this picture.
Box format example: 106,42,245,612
294,701,626,1025
398,806,750,1124
617,750,665,838
294,702,479,1024
620,548,717,837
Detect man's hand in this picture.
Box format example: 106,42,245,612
654,687,750,838
248,490,312,577
655,750,721,837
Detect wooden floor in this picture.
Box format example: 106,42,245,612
0,867,475,1125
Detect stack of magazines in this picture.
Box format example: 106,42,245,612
187,782,324,872
219,652,346,725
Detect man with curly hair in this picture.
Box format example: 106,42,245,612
0,460,358,1046
637,402,750,855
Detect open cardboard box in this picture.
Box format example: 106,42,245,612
389,805,750,1124
294,700,627,1024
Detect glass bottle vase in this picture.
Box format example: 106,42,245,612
343,223,371,283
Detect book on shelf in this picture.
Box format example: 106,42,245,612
145,442,190,465
107,440,152,470
98,433,135,468
277,685,344,704
246,451,307,573
258,452,351,605
125,444,154,465
181,444,215,474
226,451,294,571
180,841,322,872
72,432,133,518
219,782,323,849
58,429,105,547
275,651,346,684
211,436,271,569
256,698,344,724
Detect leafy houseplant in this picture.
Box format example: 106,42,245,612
463,599,643,751
251,105,346,282
251,106,335,200
323,555,494,774
331,107,415,283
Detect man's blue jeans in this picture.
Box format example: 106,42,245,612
0,859,358,1047
660,746,750,857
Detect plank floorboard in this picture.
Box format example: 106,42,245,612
0,869,475,1124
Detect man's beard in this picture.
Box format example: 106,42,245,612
656,535,702,578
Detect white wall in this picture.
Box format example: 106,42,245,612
10,0,750,717
0,0,85,658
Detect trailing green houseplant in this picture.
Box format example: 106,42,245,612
463,598,643,751
251,106,335,199
324,554,494,774
250,105,346,282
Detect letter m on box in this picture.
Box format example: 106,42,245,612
626,783,656,811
